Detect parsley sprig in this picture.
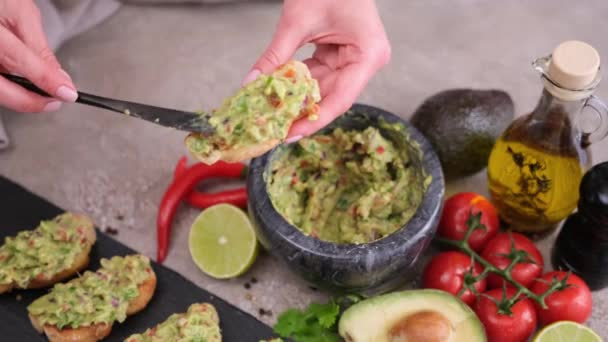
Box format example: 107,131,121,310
273,295,362,342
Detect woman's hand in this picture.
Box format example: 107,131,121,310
245,0,391,141
0,0,77,112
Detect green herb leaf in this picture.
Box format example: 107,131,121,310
305,302,340,329
274,309,307,337
273,301,341,342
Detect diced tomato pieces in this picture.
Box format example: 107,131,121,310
255,117,267,126
376,146,385,154
283,68,296,78
57,229,68,241
291,176,298,185
269,94,282,108
315,136,332,144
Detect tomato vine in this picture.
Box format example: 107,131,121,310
437,210,570,310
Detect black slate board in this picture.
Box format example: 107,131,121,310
0,176,275,341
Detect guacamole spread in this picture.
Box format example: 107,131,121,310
0,213,93,288
28,255,153,329
186,60,321,162
267,126,430,244
125,303,221,342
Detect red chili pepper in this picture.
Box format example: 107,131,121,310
157,158,248,263
172,157,248,209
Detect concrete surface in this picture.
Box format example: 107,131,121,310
1,0,607,337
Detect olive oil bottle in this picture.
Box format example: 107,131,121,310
488,41,608,233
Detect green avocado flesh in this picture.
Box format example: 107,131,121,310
0,213,92,288
267,125,430,244
186,61,320,161
338,289,486,342
125,303,221,342
27,255,152,329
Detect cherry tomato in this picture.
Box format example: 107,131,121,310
437,192,500,252
481,232,543,289
530,271,592,325
422,251,486,306
473,287,537,342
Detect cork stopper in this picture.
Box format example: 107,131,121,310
548,40,600,90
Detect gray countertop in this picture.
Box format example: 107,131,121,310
1,0,607,338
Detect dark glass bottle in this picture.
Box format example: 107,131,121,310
552,161,608,290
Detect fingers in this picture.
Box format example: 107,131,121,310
287,62,372,138
0,26,77,105
302,57,332,83
0,76,62,113
12,1,62,70
243,22,304,85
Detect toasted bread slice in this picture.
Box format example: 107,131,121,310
0,213,96,294
125,302,221,342
28,255,157,342
194,137,282,165
186,60,321,164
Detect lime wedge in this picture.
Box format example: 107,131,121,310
533,321,603,342
188,204,258,279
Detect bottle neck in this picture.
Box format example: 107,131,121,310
531,88,586,123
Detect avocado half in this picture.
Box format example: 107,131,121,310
338,289,486,342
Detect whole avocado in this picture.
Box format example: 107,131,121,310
411,89,514,180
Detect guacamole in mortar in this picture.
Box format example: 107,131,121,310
267,125,431,244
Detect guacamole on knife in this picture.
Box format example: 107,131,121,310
267,126,431,244
186,60,321,164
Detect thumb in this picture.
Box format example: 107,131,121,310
243,24,303,85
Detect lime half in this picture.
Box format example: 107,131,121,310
188,204,258,279
533,321,603,342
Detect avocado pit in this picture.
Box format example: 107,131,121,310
389,310,453,342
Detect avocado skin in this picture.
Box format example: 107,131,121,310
411,89,514,180
338,289,487,342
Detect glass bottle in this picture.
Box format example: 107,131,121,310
487,41,608,234
552,161,608,290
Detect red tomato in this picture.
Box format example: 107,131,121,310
422,251,486,306
530,271,593,325
481,232,543,289
437,192,500,252
473,287,537,342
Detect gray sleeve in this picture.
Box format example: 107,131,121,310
34,0,122,50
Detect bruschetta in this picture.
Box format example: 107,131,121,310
28,254,157,342
185,60,321,164
125,302,221,342
0,213,96,294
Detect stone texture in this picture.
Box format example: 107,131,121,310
0,0,607,337
248,105,445,296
